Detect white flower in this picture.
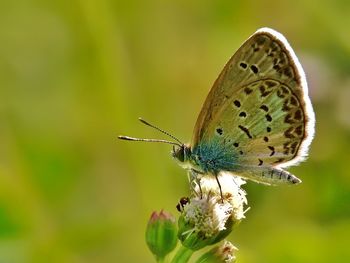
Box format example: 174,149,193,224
181,172,248,238
195,172,248,221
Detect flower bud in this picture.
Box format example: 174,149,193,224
196,240,238,263
145,210,178,260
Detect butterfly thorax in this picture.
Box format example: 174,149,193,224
172,142,238,175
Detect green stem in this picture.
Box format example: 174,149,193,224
171,245,194,263
157,256,165,263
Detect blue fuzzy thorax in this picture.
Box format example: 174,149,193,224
190,139,239,174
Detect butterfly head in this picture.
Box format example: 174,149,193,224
172,144,191,163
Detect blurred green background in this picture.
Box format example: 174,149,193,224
1,0,350,262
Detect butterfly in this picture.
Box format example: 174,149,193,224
119,28,315,196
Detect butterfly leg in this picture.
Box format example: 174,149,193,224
214,173,224,203
188,169,203,198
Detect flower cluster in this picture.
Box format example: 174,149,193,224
145,172,248,262
178,173,248,251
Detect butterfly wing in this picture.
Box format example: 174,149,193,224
191,28,315,183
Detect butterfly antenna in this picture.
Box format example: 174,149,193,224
138,117,184,145
118,136,182,147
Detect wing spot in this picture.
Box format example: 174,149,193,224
239,62,247,69
290,141,298,154
283,67,294,78
216,128,223,136
238,125,253,139
260,105,269,112
273,64,281,71
294,109,302,120
283,142,290,154
268,146,275,156
265,114,272,122
284,114,294,124
233,142,239,147
281,86,289,94
239,111,247,118
244,87,253,95
256,36,267,45
282,100,291,111
290,96,298,106
259,86,272,97
274,158,285,164
263,136,269,142
267,127,271,132
295,125,303,136
233,100,241,108
284,127,295,138
250,65,259,74
265,80,278,88
239,150,244,155
258,159,263,166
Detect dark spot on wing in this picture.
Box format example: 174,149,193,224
233,142,239,147
295,125,303,136
259,85,272,97
258,159,263,166
274,158,285,164
273,64,281,71
284,114,294,124
265,114,272,122
284,127,294,138
216,128,223,135
290,141,299,154
265,80,278,88
256,36,267,45
250,65,259,74
294,109,302,120
268,146,275,156
239,150,244,155
260,105,269,112
283,142,290,154
267,127,271,132
283,67,294,78
290,96,298,106
239,111,247,118
233,100,241,108
244,87,253,95
281,86,289,95
282,100,291,111
239,62,247,69
238,125,252,139
263,136,269,142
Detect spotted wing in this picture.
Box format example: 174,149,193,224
191,28,315,171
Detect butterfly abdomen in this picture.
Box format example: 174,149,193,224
234,166,302,185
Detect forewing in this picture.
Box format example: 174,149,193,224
192,28,315,168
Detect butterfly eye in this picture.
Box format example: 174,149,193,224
173,146,185,162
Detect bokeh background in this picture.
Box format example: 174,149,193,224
1,0,350,262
